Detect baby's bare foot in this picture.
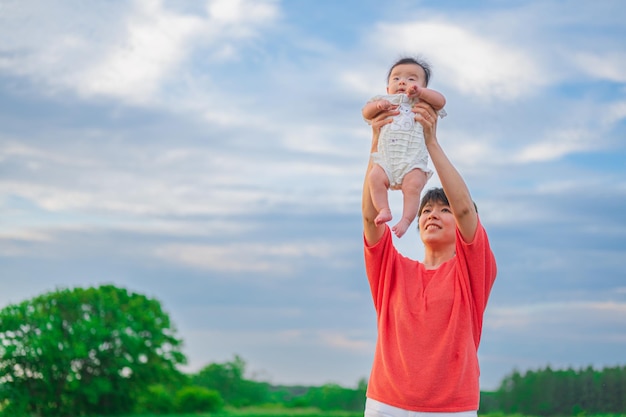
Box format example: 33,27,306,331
374,208,392,226
392,218,411,238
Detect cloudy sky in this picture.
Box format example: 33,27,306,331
1,0,625,391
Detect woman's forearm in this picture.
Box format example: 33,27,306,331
415,102,477,241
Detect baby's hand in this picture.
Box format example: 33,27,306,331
376,100,394,111
407,85,421,99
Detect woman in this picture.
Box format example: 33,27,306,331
362,95,497,415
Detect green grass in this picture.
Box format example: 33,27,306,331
114,406,363,417
106,410,626,417
214,407,362,417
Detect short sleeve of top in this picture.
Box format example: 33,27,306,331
363,219,497,412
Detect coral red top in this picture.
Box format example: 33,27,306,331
363,219,497,412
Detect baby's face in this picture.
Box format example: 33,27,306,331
386,63,426,95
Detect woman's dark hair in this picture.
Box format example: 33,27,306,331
418,188,448,216
418,188,478,219
387,56,432,87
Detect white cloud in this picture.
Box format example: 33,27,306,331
0,231,53,257
0,1,127,87
514,128,595,163
1,181,98,212
371,21,544,100
0,230,51,243
487,301,626,332
441,130,503,170
602,100,626,127
75,0,281,103
0,140,98,168
77,0,204,102
572,52,626,83
208,0,279,25
319,331,372,353
0,0,281,104
154,241,340,274
1,137,268,218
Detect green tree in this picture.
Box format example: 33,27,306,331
134,384,176,414
0,284,186,416
174,386,223,413
192,354,270,407
495,365,626,416
301,383,366,411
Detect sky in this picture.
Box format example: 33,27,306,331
1,0,625,391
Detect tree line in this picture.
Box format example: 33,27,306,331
1,285,625,416
480,365,626,416
140,353,369,413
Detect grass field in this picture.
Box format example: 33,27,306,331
111,406,363,417
113,408,362,417
111,409,626,417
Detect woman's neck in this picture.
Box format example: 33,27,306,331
423,246,456,270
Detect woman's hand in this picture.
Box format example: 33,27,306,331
369,107,399,152
412,101,439,145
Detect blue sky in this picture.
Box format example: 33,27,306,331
1,0,625,391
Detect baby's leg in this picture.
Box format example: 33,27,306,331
392,169,428,238
368,164,392,226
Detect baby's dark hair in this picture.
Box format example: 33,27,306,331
387,56,432,87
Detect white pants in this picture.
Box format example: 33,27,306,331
364,398,478,417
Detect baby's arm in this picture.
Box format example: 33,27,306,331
362,99,394,121
408,86,446,110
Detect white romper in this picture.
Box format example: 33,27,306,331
368,94,444,190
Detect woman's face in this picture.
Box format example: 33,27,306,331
418,201,456,247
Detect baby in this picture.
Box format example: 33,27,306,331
362,57,446,237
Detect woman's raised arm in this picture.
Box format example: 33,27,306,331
413,102,478,242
